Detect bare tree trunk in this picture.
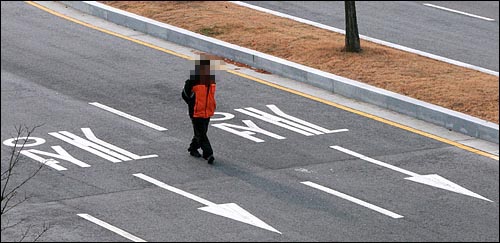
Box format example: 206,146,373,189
344,1,361,52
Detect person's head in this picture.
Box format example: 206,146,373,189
196,59,211,77
191,54,215,82
190,53,225,83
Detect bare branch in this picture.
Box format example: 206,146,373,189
1,124,49,241
2,191,28,215
0,218,25,232
19,223,32,242
1,125,44,215
2,164,43,206
33,222,50,242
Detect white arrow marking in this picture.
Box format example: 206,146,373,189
301,181,404,219
404,174,493,202
77,214,146,242
198,203,281,234
330,146,493,202
133,173,281,234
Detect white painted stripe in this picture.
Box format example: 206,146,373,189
77,214,147,242
301,181,404,219
245,107,323,135
23,146,91,168
89,102,167,131
81,128,158,160
49,132,123,163
236,108,315,136
133,173,216,206
266,104,348,134
423,3,495,21
19,151,68,171
330,145,419,177
327,129,349,133
230,1,498,76
135,154,158,159
60,130,132,161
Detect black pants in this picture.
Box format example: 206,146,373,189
189,118,213,158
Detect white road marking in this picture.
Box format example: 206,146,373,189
236,108,316,136
3,136,46,147
230,1,498,76
80,128,158,160
77,214,146,242
301,181,404,219
18,153,68,171
423,3,495,21
133,173,281,234
235,105,348,136
331,146,419,177
212,120,286,143
330,146,493,202
49,128,158,163
21,146,90,168
266,105,348,134
210,112,236,121
49,132,123,163
89,102,167,131
134,173,215,206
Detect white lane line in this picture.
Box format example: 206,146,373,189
89,102,167,131
423,3,495,21
301,181,404,219
330,146,493,202
230,1,498,76
330,146,419,177
133,173,216,206
77,214,147,242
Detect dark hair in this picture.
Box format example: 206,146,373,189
198,59,210,65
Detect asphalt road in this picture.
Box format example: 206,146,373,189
243,1,500,72
1,1,498,242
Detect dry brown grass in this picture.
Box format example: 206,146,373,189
101,1,499,124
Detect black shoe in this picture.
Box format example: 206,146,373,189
206,155,215,164
188,148,201,158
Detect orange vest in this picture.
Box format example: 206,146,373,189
192,83,216,118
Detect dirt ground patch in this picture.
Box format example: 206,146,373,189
101,1,499,124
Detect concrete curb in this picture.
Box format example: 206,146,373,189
230,1,499,77
60,1,499,144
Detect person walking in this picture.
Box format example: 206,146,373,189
182,56,216,164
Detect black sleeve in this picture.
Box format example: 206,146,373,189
182,79,194,103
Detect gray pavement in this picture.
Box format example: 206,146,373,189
59,1,499,144
1,1,498,242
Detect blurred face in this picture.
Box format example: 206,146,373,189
199,64,211,76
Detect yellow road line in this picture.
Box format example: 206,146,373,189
230,71,499,161
25,1,193,60
25,1,499,161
